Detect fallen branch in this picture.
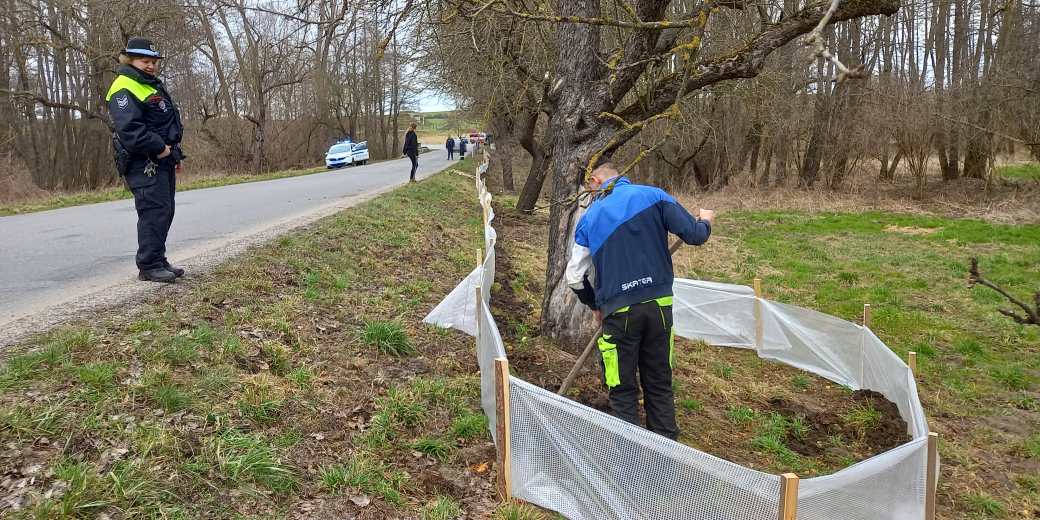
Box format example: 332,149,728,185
968,257,1040,326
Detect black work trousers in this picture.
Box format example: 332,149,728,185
408,152,418,181
447,148,454,160
125,157,176,271
597,298,678,440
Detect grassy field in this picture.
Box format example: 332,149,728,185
2,152,1037,518
412,111,483,144
998,162,1040,181
489,193,1039,519
0,166,329,217
0,157,557,519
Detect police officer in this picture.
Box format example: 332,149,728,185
107,37,185,283
566,162,715,440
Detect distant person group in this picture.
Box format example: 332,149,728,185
444,135,471,161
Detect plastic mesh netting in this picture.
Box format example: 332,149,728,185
422,153,933,519
510,377,782,520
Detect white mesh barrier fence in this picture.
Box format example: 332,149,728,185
477,298,507,436
422,152,934,519
509,377,782,520
797,437,928,520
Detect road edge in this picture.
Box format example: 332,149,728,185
0,163,458,351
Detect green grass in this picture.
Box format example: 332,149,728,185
320,454,409,504
423,496,463,520
237,377,285,425
495,502,551,520
209,429,297,493
363,320,416,356
842,403,883,439
451,412,489,440
1021,433,1040,460
0,160,487,516
677,206,1040,514
964,492,1006,516
679,398,703,412
726,406,756,426
0,166,328,216
997,162,1040,181
791,375,811,390
410,437,455,460
149,382,192,412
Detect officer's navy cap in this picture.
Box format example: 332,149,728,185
123,37,164,59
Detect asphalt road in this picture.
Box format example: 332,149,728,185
0,146,466,328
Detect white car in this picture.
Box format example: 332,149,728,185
325,142,353,169
325,141,370,168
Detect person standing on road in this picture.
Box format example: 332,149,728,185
458,137,467,160
565,162,715,440
403,122,419,183
107,37,185,284
446,136,455,160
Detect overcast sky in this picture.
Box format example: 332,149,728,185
416,90,454,113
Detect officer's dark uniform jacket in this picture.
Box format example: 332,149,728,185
566,176,711,317
106,64,183,162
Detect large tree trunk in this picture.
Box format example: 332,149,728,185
539,0,607,352
516,113,550,212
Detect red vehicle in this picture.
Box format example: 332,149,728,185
468,132,487,144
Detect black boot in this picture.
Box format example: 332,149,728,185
163,261,185,278
139,268,177,283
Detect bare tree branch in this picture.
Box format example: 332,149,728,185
969,257,1040,327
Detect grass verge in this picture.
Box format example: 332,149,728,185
0,158,501,517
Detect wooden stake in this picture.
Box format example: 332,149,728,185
909,351,918,376
778,473,799,520
925,432,938,520
474,285,483,337
753,278,764,349
477,247,484,270
494,357,512,501
863,303,872,328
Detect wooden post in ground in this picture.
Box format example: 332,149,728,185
474,285,483,339
909,351,918,375
778,473,799,520
753,278,764,349
494,357,512,501
863,303,872,328
925,432,938,520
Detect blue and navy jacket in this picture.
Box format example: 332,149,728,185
566,176,711,316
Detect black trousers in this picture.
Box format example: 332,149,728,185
598,298,678,440
447,148,454,159
408,152,418,180
125,158,176,271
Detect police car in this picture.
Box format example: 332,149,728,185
325,141,370,169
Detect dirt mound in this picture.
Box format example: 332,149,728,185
768,389,910,458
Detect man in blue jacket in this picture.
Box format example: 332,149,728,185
566,163,714,440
